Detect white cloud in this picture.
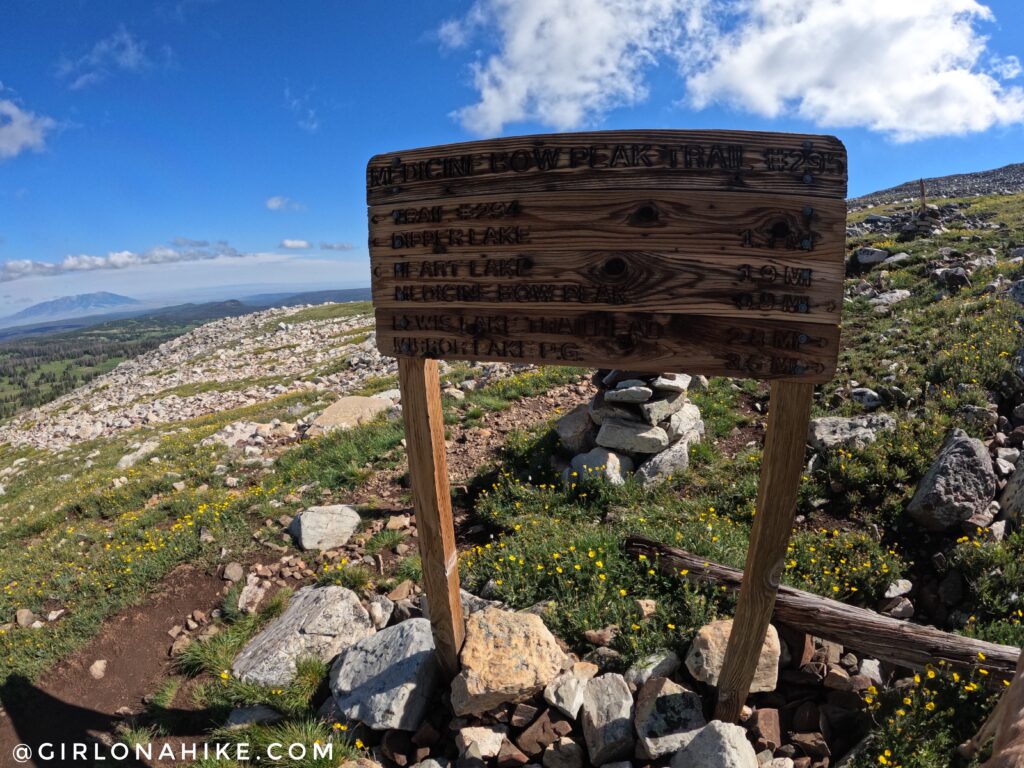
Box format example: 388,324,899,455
444,0,1024,141
1,240,254,282
280,239,311,249
284,85,320,133
319,241,354,251
685,0,1024,142
444,0,696,136
265,195,304,211
57,25,158,90
0,99,56,160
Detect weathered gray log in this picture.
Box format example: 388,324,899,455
625,536,1019,678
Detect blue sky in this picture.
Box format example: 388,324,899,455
1,0,1022,309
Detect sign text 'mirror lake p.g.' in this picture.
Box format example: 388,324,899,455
366,130,848,383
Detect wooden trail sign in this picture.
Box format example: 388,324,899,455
366,129,848,715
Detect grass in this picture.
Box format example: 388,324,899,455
365,528,405,556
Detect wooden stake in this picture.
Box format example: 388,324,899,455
397,357,465,678
920,178,927,212
714,381,814,722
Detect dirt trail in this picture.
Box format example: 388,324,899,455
0,381,594,766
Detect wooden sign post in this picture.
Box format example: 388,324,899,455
366,130,848,713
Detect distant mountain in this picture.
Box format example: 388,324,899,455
2,292,141,327
851,162,1024,208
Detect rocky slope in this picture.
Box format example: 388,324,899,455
0,303,386,451
849,162,1024,208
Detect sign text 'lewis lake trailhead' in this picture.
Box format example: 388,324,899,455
367,130,847,384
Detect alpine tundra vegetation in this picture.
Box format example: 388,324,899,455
2,181,1024,766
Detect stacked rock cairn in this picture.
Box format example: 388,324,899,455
556,370,706,487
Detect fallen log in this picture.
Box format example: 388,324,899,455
625,535,1020,678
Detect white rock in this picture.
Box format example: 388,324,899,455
89,659,107,680
669,721,758,768
596,419,669,454
685,620,780,693
460,726,510,759
543,661,599,719
569,448,634,486
289,505,361,550
581,674,635,765
330,618,439,732
233,586,374,687
651,374,691,393
624,651,681,688
635,677,706,759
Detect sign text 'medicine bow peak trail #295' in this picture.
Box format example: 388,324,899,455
367,130,848,383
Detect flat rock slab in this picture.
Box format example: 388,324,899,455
669,721,758,768
596,418,669,454
640,391,687,425
452,608,570,716
604,385,653,404
233,586,374,687
651,374,691,393
635,677,706,759
289,504,361,550
330,618,439,731
808,414,896,452
308,396,390,436
685,619,780,693
907,428,996,531
581,673,634,765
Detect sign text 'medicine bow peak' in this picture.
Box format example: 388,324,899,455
367,130,848,384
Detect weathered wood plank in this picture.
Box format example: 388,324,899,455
625,536,1020,679
366,129,847,205
714,381,815,721
371,249,842,325
397,357,465,677
368,190,846,261
377,308,840,383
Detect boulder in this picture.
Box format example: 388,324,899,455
554,404,595,454
330,618,439,731
233,586,374,687
452,608,570,716
685,620,780,693
636,440,692,486
543,661,599,719
516,709,574,756
596,419,669,454
581,674,634,765
669,721,758,768
635,677,706,759
289,505,361,550
854,247,889,267
308,396,391,436
665,403,704,442
569,448,634,486
808,415,896,452
906,429,996,531
999,464,1024,523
